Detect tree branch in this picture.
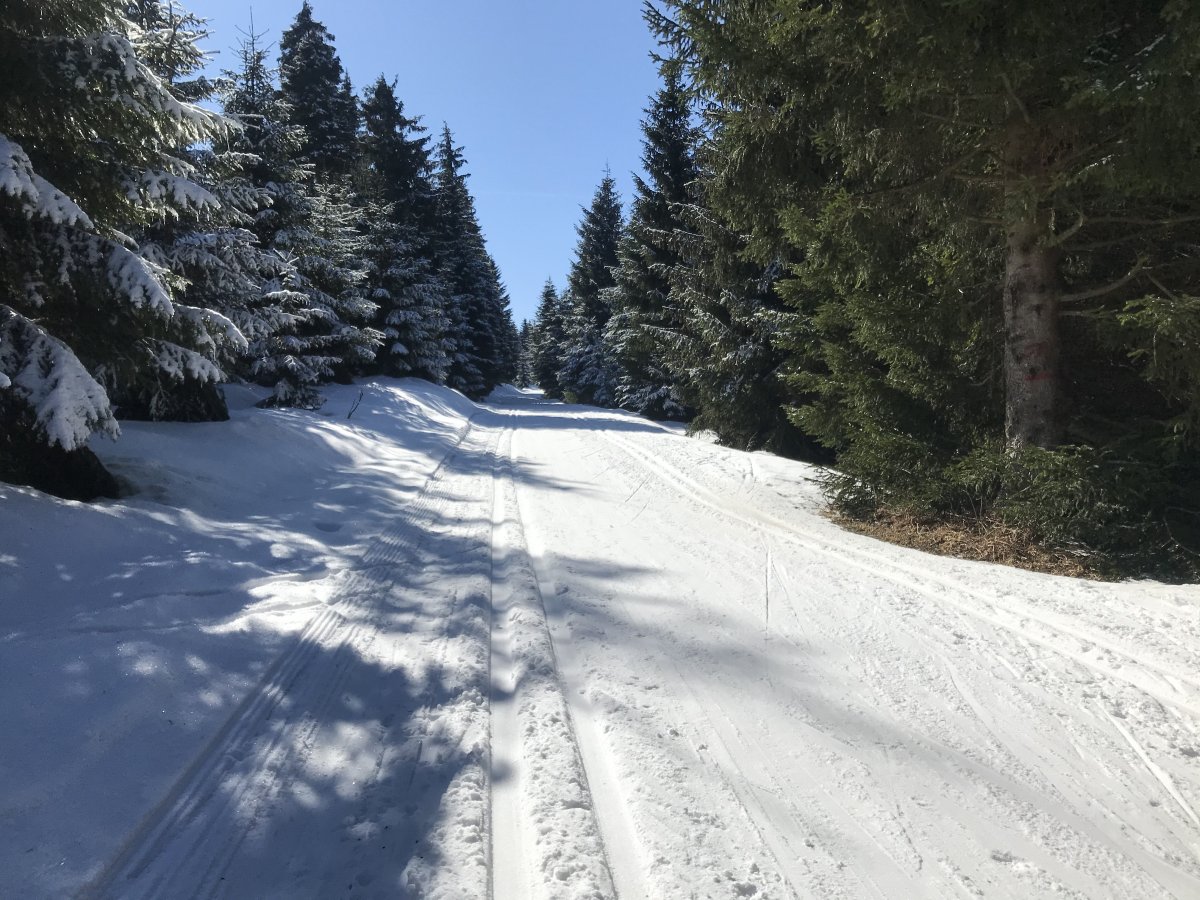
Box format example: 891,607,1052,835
1060,260,1146,304
1145,272,1182,302
1000,74,1033,125
1047,211,1087,247
1084,214,1200,228
855,145,987,199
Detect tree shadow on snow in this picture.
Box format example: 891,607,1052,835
1,417,652,900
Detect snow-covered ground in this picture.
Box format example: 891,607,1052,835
1,379,1197,898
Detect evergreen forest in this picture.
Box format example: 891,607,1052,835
0,0,518,498
2,0,1198,578
524,1,1200,578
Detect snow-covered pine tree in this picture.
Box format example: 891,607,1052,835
0,0,244,498
605,64,696,421
432,125,511,399
279,1,358,179
531,279,568,398
558,173,623,407
359,77,449,381
516,319,534,388
118,0,286,422
277,178,378,387
490,273,521,387
223,27,377,409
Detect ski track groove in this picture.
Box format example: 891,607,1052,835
55,397,1199,900
512,425,803,898
81,418,496,900
598,430,1200,718
487,418,620,900
579,421,1199,895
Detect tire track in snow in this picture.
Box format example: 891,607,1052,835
487,422,619,900
83,421,498,900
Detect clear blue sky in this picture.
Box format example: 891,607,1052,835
196,0,663,326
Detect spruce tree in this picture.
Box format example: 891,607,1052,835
432,125,511,398
118,0,284,421
357,77,448,381
664,194,814,455
531,279,567,398
223,27,377,408
278,1,358,178
605,64,697,420
654,0,1200,572
0,0,241,497
516,319,534,388
558,173,623,406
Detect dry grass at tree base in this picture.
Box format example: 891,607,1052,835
832,510,1101,580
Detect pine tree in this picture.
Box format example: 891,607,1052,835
654,0,1200,572
664,195,814,454
117,0,283,422
516,318,534,388
278,1,358,179
0,0,242,497
432,125,510,399
124,1,210,101
223,27,377,409
605,64,697,420
358,79,449,381
531,279,567,398
488,271,521,388
279,179,378,387
558,173,623,406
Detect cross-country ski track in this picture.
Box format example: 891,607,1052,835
2,380,1198,899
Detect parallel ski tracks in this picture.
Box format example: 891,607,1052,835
592,426,1200,893
487,421,619,900
597,430,1200,720
83,418,496,900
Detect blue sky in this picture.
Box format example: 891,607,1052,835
196,0,663,325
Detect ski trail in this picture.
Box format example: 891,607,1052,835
489,427,533,900
487,421,618,899
1101,707,1200,832
590,425,1200,896
83,423,500,900
599,431,1200,718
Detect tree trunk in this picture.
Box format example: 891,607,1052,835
1003,212,1064,449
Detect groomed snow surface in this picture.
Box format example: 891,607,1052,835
1,378,1198,899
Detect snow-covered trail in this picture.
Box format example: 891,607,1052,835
85,419,501,899
491,392,1200,899
5,381,1198,898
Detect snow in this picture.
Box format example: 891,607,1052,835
106,244,175,316
124,169,220,211
0,308,118,449
1,381,1197,899
0,134,93,228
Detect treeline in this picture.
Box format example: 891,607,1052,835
1,0,517,498
527,2,1200,577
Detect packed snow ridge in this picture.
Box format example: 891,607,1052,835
1,378,1197,899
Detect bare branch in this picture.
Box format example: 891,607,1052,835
1000,74,1033,125
1047,211,1087,247
1084,214,1200,228
1146,272,1182,302
1060,260,1146,304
